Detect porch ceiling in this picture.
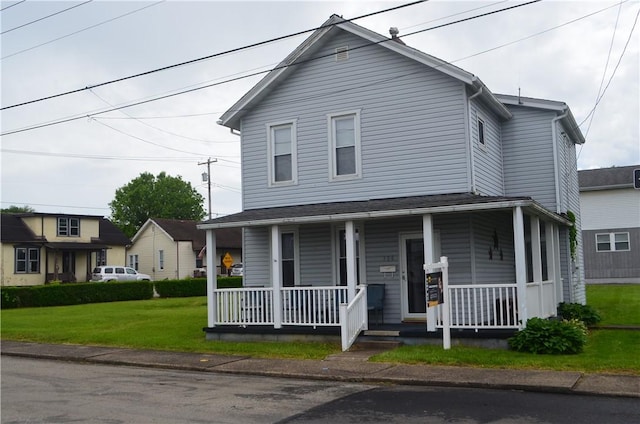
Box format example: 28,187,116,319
199,193,570,229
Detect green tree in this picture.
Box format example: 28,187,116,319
110,172,205,237
1,205,35,213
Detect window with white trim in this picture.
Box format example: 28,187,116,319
477,118,485,148
158,249,165,270
96,249,107,266
57,217,80,237
328,111,361,180
129,254,139,270
15,247,40,273
596,232,630,252
281,231,297,287
268,121,297,185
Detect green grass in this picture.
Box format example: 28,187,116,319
1,284,638,373
0,297,339,360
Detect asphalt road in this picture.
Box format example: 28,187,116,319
2,356,639,424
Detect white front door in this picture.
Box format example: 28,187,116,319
400,232,440,321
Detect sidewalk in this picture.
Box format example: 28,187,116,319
2,340,638,398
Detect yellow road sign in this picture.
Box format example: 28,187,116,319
223,253,233,268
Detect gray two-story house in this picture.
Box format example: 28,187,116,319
198,15,585,348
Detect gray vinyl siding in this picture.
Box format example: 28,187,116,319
243,227,270,287
469,98,505,196
240,30,470,210
470,211,516,284
582,228,640,281
501,106,557,210
298,224,333,285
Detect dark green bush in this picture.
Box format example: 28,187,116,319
558,302,601,326
0,281,153,309
153,277,243,298
508,317,587,354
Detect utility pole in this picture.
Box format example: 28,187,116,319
198,157,217,220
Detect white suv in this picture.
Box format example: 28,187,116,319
91,266,151,282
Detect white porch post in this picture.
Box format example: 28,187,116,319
271,225,282,329
206,229,217,327
531,216,543,318
545,221,558,313
423,214,436,332
345,220,357,302
552,224,563,304
513,207,528,327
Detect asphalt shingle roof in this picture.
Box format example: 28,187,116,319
152,218,241,250
579,165,639,190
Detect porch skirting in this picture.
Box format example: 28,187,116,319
203,325,517,349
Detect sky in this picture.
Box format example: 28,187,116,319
1,0,638,219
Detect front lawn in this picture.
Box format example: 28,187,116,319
1,284,638,373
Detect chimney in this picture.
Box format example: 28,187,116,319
389,27,406,45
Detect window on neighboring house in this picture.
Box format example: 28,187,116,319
328,111,361,180
57,217,80,236
96,249,107,266
596,232,630,252
281,231,296,287
268,121,297,185
477,118,485,148
158,250,165,270
15,247,40,273
337,228,361,286
129,254,139,270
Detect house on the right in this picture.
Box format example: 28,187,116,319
579,165,640,284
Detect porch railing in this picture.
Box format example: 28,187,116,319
436,283,520,329
215,287,274,325
340,286,368,351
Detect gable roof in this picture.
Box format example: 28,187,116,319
136,218,241,251
0,213,40,243
579,165,639,191
218,14,511,130
98,218,131,246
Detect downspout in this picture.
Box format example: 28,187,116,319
467,86,483,194
551,109,568,214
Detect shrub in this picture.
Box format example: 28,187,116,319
558,302,601,326
508,317,587,354
153,277,243,298
0,282,154,309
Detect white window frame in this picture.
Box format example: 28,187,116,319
477,117,487,151
57,217,80,237
267,120,297,186
129,254,139,270
327,110,362,181
158,249,165,270
332,225,366,286
596,232,630,252
278,227,300,287
96,249,107,266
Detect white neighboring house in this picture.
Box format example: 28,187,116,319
127,218,242,280
579,165,640,284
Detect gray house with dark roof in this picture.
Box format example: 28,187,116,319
0,212,130,286
579,165,640,283
197,15,586,348
128,218,241,280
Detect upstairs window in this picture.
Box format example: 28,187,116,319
328,111,361,180
268,121,297,185
57,217,80,237
477,118,486,148
596,232,630,252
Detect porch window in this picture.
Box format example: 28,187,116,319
281,232,295,287
596,232,630,252
129,254,139,270
268,121,297,185
328,111,361,180
57,217,80,237
337,229,360,286
15,247,40,273
96,249,107,266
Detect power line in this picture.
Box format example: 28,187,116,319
1,0,543,137
1,0,93,35
1,0,428,110
0,0,26,12
1,0,165,60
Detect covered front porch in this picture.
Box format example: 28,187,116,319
199,194,570,350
